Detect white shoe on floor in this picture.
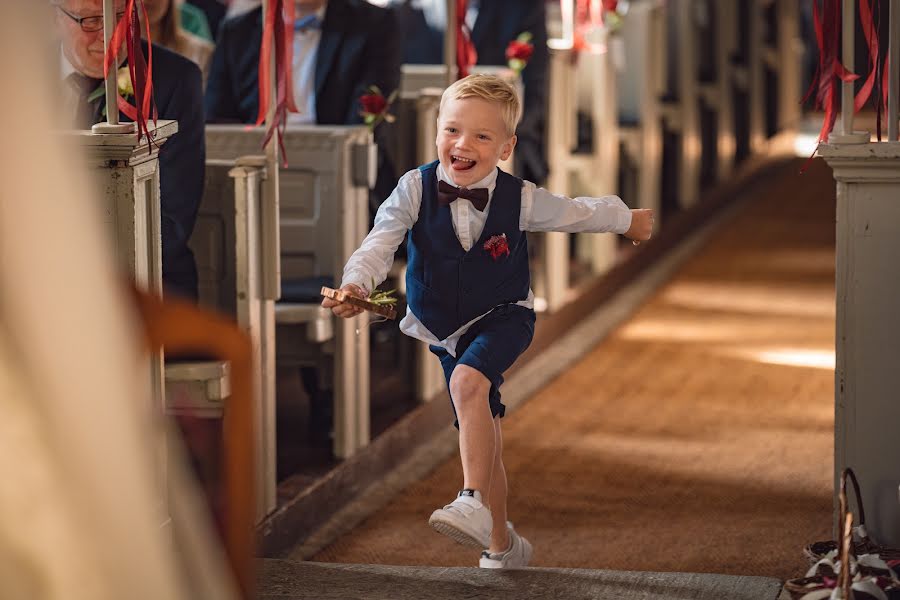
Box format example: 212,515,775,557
428,489,493,548
479,522,533,569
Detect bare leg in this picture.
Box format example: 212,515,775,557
487,416,510,553
449,365,496,502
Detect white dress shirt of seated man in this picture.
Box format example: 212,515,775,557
287,0,328,125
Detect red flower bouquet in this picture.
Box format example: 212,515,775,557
505,32,534,76
484,234,510,261
359,85,397,131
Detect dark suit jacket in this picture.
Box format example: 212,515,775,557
205,0,401,206
205,0,401,127
153,44,204,301
91,44,204,300
396,0,549,183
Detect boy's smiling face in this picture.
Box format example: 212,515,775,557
436,96,517,188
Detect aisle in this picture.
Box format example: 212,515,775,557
311,158,837,580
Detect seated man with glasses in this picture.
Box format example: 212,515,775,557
54,0,205,302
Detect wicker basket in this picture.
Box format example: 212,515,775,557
803,468,900,564
785,468,900,600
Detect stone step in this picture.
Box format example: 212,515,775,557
258,559,783,600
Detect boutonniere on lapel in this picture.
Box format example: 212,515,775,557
359,85,398,131
505,32,534,76
484,234,510,261
87,67,135,118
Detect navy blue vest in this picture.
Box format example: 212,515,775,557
406,161,530,340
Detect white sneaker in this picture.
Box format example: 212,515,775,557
479,522,533,569
428,489,493,548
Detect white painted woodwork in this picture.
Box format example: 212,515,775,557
775,0,802,138
617,0,664,218
661,0,701,209
164,361,230,418
416,88,443,165
189,155,278,518
748,0,767,154
571,27,621,275
68,119,177,535
539,46,575,311
711,0,737,179
819,140,900,547
205,125,373,459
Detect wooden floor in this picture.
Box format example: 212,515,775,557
310,158,837,580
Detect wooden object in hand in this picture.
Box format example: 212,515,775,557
321,286,397,320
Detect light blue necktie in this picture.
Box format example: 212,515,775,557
294,14,321,32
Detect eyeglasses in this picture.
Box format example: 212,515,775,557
55,5,125,33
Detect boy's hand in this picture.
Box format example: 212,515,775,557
625,209,654,244
321,283,367,318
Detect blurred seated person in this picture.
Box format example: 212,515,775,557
55,0,205,301
393,0,549,184
205,0,401,205
186,0,227,39
145,0,215,85
178,0,214,41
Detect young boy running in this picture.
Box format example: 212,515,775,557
323,73,654,568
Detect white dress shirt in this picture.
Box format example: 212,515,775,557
341,165,632,356
286,5,328,125
60,49,77,80
415,0,479,30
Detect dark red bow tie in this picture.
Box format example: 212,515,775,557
437,179,490,211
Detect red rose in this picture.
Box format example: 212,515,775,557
505,40,534,62
484,234,510,260
360,92,387,116
602,0,618,11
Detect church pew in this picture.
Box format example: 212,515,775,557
617,0,665,219
696,0,737,184
570,26,621,276
205,125,374,460
176,156,278,519
540,45,576,312
658,0,701,212
759,0,801,142
729,0,767,162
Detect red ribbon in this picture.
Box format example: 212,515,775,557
572,0,604,64
456,0,477,78
804,0,885,144
255,0,298,166
856,0,882,137
103,0,157,151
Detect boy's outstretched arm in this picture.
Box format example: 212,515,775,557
523,182,654,241
322,170,422,319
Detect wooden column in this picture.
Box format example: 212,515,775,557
819,141,900,547
68,119,177,523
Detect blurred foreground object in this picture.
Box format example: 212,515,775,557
0,3,244,599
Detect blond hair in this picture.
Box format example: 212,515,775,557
439,73,521,136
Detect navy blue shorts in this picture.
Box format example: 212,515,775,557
429,304,536,429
